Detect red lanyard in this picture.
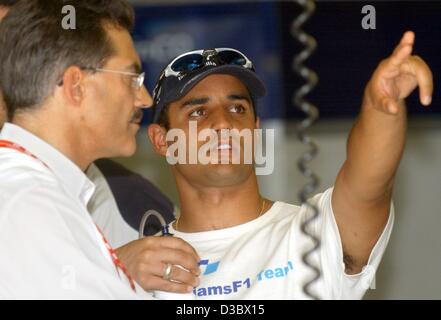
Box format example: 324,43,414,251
95,224,136,292
0,139,137,293
0,140,49,168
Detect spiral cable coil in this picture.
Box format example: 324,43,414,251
291,0,321,300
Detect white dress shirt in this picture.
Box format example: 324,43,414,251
0,123,153,299
87,164,139,248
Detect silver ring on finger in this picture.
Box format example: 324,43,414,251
163,263,173,281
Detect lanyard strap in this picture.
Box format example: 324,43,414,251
0,139,137,293
95,224,136,292
0,140,49,168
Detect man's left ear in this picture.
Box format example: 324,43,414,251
255,117,260,129
58,66,85,106
147,123,169,157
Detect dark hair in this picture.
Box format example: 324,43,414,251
156,95,258,130
156,103,171,130
0,0,19,7
0,0,134,119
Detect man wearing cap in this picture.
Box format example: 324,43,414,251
147,37,433,299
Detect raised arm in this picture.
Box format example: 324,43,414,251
332,31,434,274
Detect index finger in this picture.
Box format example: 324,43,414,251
389,31,415,67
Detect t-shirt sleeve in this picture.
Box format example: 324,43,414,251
312,187,394,299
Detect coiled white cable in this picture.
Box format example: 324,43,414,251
139,209,171,239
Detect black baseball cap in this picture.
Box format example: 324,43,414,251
151,48,267,123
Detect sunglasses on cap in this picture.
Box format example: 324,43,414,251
163,48,254,78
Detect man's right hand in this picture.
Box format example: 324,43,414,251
115,236,201,293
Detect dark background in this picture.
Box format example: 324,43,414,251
281,1,440,119
131,1,440,123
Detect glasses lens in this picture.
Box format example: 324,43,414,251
218,50,247,66
130,72,144,89
171,54,204,73
138,72,145,87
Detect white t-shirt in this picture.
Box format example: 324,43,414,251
168,188,394,300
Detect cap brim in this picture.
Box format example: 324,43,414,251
177,65,267,101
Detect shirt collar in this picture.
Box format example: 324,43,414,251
0,122,96,206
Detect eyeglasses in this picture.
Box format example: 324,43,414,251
163,48,254,78
57,67,145,90
85,67,145,90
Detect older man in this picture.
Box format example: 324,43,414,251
0,0,199,299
